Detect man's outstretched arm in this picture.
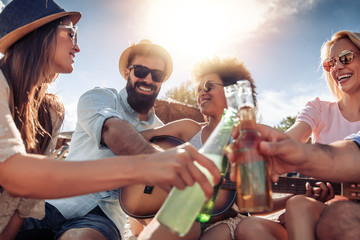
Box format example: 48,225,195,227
101,117,161,155
257,124,360,182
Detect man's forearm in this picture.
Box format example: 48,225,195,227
298,141,360,182
102,118,160,155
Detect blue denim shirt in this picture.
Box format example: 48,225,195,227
47,87,163,237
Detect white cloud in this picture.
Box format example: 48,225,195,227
258,84,333,127
260,0,318,17
62,105,77,132
140,0,318,59
56,96,78,132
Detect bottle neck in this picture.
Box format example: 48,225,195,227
200,108,236,155
238,107,257,129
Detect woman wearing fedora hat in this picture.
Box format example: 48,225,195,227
0,0,220,239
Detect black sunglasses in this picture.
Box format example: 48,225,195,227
128,65,166,83
323,50,360,72
197,80,224,95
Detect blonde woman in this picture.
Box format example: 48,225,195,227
236,31,360,240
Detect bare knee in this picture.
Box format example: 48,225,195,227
237,217,286,240
200,223,231,240
316,201,360,240
235,217,267,239
287,195,319,211
58,228,106,240
286,195,325,217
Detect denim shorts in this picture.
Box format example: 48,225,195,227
16,202,121,240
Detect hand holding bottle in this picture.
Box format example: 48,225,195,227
140,143,221,198
157,83,240,236
227,80,273,213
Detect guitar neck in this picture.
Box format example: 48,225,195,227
272,177,342,195
221,176,342,195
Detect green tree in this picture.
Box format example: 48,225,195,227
274,115,297,132
164,80,198,107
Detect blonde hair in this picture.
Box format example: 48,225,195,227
320,31,360,101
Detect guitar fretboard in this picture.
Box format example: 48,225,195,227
221,176,342,195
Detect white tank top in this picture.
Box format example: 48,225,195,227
189,127,204,149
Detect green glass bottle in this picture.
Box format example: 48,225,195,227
156,83,240,236
196,84,241,223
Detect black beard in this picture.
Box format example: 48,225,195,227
126,78,159,114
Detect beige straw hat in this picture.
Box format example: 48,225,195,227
119,39,173,81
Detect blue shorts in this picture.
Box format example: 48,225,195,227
16,202,121,240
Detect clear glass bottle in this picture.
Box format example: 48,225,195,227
233,80,273,213
156,83,239,236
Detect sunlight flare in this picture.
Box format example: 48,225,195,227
144,0,268,58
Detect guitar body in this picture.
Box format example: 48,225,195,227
119,135,237,219
119,183,237,219
211,188,236,217
119,184,168,218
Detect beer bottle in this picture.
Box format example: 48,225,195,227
233,80,273,213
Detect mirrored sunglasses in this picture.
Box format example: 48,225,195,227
323,50,359,72
58,23,78,45
196,80,224,95
128,65,165,83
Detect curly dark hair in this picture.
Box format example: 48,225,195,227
192,56,257,105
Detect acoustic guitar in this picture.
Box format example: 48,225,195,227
118,135,235,219
119,135,360,220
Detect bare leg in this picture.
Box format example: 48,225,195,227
138,218,201,240
285,195,325,240
58,228,106,240
1,211,24,240
235,217,287,240
316,201,360,240
200,223,232,240
129,217,148,236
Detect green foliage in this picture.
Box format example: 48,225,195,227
274,115,297,132
164,80,198,107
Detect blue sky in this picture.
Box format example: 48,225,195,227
1,0,360,131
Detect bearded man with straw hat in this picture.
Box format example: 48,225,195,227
45,39,177,240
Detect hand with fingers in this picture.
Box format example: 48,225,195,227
305,181,335,202
227,123,303,182
140,143,221,199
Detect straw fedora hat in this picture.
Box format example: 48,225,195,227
119,39,173,82
0,0,81,54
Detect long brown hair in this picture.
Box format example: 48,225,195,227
36,92,65,154
0,19,62,154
